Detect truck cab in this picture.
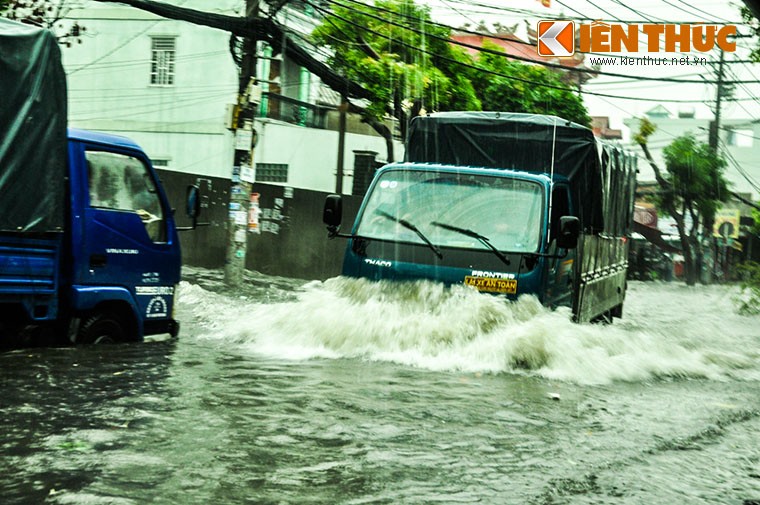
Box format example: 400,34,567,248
326,163,579,310
0,129,186,345
66,128,182,342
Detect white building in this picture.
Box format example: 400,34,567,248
61,0,401,195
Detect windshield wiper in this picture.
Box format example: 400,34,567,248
430,221,511,266
376,210,443,259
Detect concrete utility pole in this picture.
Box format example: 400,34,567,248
335,96,348,194
707,48,726,283
708,49,726,151
224,0,260,286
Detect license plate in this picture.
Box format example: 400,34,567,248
464,276,517,294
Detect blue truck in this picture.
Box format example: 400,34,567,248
323,112,637,323
0,19,199,345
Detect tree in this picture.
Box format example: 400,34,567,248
312,0,480,161
736,202,760,314
635,118,729,285
312,0,591,161
1,0,86,47
742,5,760,62
472,41,590,127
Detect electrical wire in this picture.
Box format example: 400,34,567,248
311,0,760,104
324,0,752,63
670,0,740,24
607,0,666,23
594,91,760,197
719,138,760,193
68,0,193,75
317,0,760,85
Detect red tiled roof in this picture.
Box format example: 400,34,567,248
451,33,586,69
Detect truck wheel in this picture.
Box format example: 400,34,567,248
76,312,126,345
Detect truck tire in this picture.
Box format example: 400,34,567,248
76,312,126,345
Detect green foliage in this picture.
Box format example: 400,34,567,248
312,0,479,121
313,0,590,126
635,119,730,285
662,133,729,225
473,41,590,126
633,117,656,145
749,208,760,235
741,6,760,62
736,261,760,315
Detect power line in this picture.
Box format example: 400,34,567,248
306,0,751,104
71,91,233,121
438,0,741,23
719,138,760,193
332,0,751,62
68,0,192,75
607,0,666,23
319,0,760,85
669,0,739,24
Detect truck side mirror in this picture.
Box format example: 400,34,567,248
186,185,201,223
557,216,580,249
323,194,342,237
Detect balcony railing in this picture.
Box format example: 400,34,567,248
257,92,330,129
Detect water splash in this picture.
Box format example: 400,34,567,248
179,276,760,385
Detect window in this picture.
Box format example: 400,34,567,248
86,151,166,243
256,163,288,183
150,36,175,86
726,129,753,148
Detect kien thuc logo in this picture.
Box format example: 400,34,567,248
537,20,575,57
536,20,737,57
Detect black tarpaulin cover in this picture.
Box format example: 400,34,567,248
0,18,67,232
406,112,636,234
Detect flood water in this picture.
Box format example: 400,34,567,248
1,268,759,504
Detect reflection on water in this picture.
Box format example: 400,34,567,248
0,270,758,504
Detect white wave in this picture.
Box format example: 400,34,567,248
178,278,760,385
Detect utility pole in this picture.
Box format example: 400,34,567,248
708,49,726,151
707,49,726,283
224,0,260,286
335,96,348,194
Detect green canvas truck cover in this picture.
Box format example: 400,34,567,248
406,112,636,235
0,18,67,233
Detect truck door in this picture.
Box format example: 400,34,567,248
80,148,177,319
545,184,575,308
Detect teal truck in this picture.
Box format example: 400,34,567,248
323,112,637,323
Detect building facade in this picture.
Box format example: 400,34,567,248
63,0,400,194
59,0,402,274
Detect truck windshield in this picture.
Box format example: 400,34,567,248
356,169,544,253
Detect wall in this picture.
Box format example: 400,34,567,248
156,170,230,268
64,2,239,180
245,184,363,280
157,171,364,280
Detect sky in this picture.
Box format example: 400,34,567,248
416,0,759,140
